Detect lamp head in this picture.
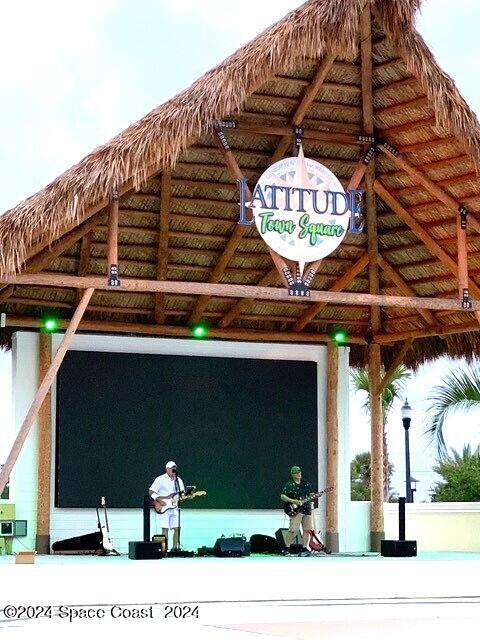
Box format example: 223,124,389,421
401,399,412,421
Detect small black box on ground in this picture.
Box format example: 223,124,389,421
214,537,250,557
249,534,282,553
381,539,417,557
275,528,301,549
129,541,165,560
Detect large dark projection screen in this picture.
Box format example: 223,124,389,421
55,350,318,508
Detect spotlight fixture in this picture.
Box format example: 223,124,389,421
42,316,59,333
331,329,348,345
191,323,208,339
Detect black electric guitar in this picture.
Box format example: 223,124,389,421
283,486,333,517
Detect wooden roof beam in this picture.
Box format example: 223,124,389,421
292,253,369,332
379,144,480,235
4,314,367,346
154,169,171,324
377,255,436,326
375,320,479,344
218,267,279,328
374,180,480,302
269,52,338,163
379,144,480,323
0,212,104,306
5,272,479,313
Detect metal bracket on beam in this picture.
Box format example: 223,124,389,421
459,206,468,230
357,134,376,144
462,288,472,309
214,121,236,151
378,139,400,157
108,264,121,287
362,146,376,165
303,266,316,289
289,264,310,297
216,120,237,129
294,126,304,149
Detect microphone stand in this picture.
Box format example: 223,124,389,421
172,469,181,552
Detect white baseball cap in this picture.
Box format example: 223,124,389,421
166,461,177,469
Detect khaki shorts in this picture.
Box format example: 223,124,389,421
289,513,313,534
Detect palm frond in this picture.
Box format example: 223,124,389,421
350,364,411,424
425,362,480,461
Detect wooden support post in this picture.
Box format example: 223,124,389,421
326,342,339,552
368,342,384,551
76,230,93,305
0,288,95,497
107,192,120,286
362,5,384,550
36,332,52,554
155,169,171,324
380,340,413,393
361,7,381,335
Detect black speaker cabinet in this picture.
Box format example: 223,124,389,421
249,534,281,553
275,528,301,549
129,541,166,560
214,537,250,557
381,539,417,557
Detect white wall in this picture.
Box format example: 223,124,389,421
11,333,40,551
384,502,480,552
12,332,351,553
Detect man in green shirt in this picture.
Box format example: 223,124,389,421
280,465,314,550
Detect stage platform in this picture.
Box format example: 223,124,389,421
1,552,480,638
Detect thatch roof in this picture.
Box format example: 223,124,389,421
1,0,479,366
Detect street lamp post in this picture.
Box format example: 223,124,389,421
401,399,413,503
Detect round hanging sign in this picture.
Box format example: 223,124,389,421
249,147,352,272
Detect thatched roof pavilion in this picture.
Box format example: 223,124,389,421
3,0,480,552
0,0,479,369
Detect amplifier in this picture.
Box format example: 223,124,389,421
381,539,417,557
275,528,301,549
128,541,166,560
214,536,250,557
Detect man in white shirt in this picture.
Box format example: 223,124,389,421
149,461,185,550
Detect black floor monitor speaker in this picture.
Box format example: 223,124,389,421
214,536,250,557
381,539,417,557
275,528,301,549
249,534,282,553
129,541,166,560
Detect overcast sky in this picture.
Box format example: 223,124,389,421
1,0,480,501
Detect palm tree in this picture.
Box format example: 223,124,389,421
351,365,411,500
425,362,480,461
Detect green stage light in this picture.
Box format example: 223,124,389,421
42,317,59,333
332,329,348,345
191,324,208,339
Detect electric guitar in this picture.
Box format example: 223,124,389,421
283,486,333,517
96,496,115,553
153,490,207,514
